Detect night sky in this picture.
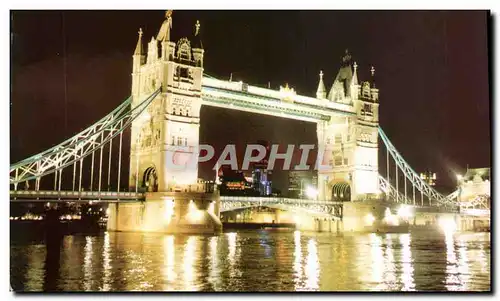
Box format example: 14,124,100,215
10,10,490,193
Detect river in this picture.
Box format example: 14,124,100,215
10,229,490,292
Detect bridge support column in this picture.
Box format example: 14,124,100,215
107,191,222,234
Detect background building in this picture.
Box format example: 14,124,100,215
250,140,273,196
219,167,253,196
420,170,437,186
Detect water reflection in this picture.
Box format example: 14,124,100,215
208,236,221,290
369,233,384,290
383,235,397,290
25,245,45,291
304,239,319,291
399,234,415,291
226,232,237,279
10,231,491,292
444,232,461,291
102,232,111,291
293,231,302,290
183,236,197,290
83,236,93,291
163,235,176,290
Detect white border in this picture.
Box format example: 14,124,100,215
2,1,498,300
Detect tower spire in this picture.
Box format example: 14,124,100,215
157,10,173,42
195,20,201,36
352,61,359,86
316,70,326,99
193,19,203,49
134,28,144,56
370,66,376,88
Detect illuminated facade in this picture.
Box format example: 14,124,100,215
129,12,204,192
317,56,380,202
219,169,253,195
419,171,437,186
251,140,272,196
458,167,490,203
129,13,380,201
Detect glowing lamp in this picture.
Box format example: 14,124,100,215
438,216,457,233
305,186,319,199
397,205,413,219
364,213,375,226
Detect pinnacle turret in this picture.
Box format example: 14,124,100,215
316,70,326,99
352,61,359,86
192,20,203,49
134,28,144,56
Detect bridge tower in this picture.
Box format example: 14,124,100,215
106,12,220,234
129,12,204,192
317,50,380,202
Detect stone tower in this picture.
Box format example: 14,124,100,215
317,50,379,202
129,11,205,192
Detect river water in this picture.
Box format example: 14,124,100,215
10,230,490,292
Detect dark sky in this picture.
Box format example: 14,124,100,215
10,10,490,193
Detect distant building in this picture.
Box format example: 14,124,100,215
219,167,253,196
250,140,272,196
288,170,318,198
420,171,437,186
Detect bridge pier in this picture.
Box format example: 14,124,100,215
107,191,222,234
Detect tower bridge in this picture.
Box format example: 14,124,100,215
10,12,489,233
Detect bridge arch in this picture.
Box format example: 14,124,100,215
142,166,158,192
331,182,351,202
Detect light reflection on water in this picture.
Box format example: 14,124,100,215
10,231,490,292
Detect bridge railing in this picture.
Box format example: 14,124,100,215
10,190,145,201
219,196,341,205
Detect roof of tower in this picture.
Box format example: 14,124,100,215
134,28,144,56
327,49,354,100
192,20,203,49
464,168,490,182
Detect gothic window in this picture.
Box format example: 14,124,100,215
326,138,331,144
334,156,343,166
171,136,175,145
177,137,183,146
186,108,190,116
179,108,184,116
335,134,342,144
177,38,192,61
184,138,188,146
347,134,351,142
344,158,348,165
